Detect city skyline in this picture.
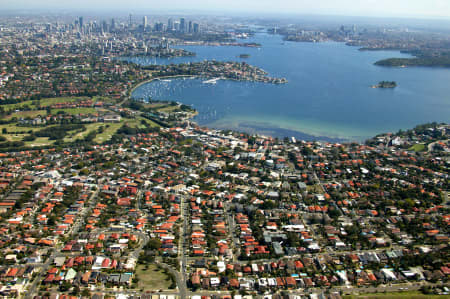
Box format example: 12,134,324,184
1,0,450,18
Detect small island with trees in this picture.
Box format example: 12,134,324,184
371,81,397,88
239,54,250,59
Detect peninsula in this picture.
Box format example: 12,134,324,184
142,60,288,84
270,23,450,68
374,56,450,68
124,47,195,58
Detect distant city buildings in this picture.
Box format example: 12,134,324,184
72,15,200,35
154,22,164,32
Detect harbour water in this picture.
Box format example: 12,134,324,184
131,33,450,141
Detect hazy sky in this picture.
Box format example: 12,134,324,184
2,0,450,18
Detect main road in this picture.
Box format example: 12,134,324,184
176,194,189,299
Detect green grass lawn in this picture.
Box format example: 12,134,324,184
66,119,143,144
93,117,159,143
0,123,43,133
0,121,121,145
0,97,87,111
63,124,94,143
344,291,450,299
142,102,168,109
24,137,54,147
0,123,54,143
5,110,47,120
409,144,426,152
134,264,172,291
51,107,98,115
4,133,27,142
0,94,161,146
94,122,122,143
0,100,37,110
130,117,159,128
92,96,117,104
157,105,182,113
0,123,25,134
39,97,88,106
137,117,159,128
0,131,53,146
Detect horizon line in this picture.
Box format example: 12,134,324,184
1,8,450,21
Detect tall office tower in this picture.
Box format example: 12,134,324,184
180,18,185,32
79,16,84,32
111,18,115,31
102,20,108,33
143,16,148,29
193,23,199,33
155,22,164,32
129,14,133,27
188,21,193,33
167,18,173,31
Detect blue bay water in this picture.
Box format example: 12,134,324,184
131,33,450,141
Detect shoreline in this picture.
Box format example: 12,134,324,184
208,120,358,143
130,77,371,143
129,75,198,96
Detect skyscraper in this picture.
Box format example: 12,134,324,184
79,16,84,32
180,18,185,33
168,18,173,31
193,23,199,34
102,20,108,33
143,16,148,30
155,22,164,32
111,18,116,31
188,21,193,33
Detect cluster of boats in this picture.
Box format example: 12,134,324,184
155,77,221,84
